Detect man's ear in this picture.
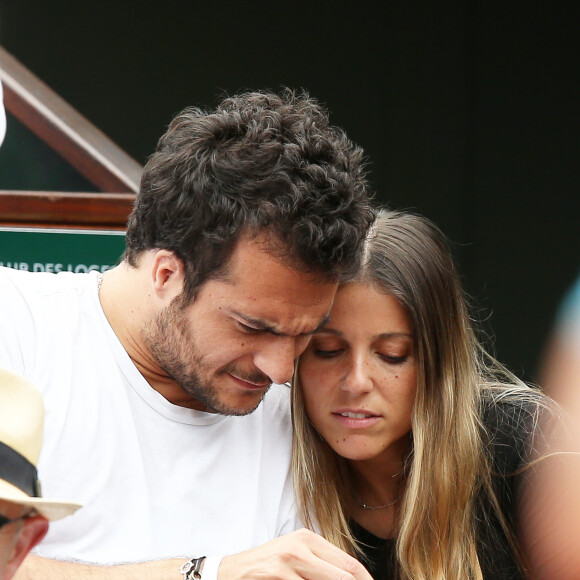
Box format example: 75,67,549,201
5,516,48,580
150,250,185,299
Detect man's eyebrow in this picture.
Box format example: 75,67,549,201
233,312,331,336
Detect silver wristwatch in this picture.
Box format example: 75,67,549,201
180,556,206,580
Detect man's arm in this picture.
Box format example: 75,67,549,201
14,554,190,580
15,530,372,580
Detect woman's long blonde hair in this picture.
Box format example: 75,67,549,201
292,209,544,579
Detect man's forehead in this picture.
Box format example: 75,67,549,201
200,232,339,333
212,271,336,337
221,235,333,288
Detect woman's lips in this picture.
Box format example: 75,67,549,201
332,409,381,428
338,411,375,419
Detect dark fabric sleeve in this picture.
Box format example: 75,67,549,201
475,396,539,579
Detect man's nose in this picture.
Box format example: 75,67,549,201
253,336,297,385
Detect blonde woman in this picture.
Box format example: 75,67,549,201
293,209,554,579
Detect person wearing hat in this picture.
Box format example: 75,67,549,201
0,368,80,580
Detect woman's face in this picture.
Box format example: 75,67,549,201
299,282,417,463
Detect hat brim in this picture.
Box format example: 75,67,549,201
0,479,81,521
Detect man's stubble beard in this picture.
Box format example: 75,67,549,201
143,302,268,416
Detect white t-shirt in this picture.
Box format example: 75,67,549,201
0,266,299,572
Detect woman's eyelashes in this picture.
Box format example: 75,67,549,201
310,342,410,364
313,348,344,358
309,337,344,358
379,353,409,364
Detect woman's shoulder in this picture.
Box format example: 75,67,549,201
479,386,554,476
481,387,545,439
475,388,547,578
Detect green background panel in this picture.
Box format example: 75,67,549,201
0,228,126,273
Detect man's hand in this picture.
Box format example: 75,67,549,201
218,528,372,580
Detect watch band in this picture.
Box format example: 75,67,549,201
180,556,206,580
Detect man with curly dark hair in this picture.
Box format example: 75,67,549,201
0,89,374,580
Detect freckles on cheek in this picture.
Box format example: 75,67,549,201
304,395,325,421
304,396,319,413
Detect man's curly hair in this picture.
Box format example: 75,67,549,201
123,88,374,302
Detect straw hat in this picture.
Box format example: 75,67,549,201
0,368,81,520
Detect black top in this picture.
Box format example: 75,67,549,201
350,520,396,580
350,397,536,579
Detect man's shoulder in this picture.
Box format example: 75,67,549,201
0,267,99,319
0,266,95,294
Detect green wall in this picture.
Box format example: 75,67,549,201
0,228,125,273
